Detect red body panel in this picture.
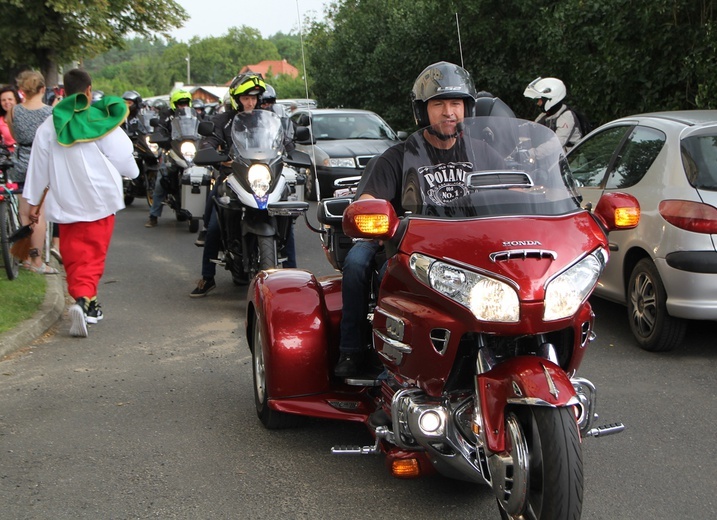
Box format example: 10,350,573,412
477,357,578,453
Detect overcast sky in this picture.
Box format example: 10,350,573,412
170,0,328,40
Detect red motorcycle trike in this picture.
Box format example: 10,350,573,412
247,117,638,519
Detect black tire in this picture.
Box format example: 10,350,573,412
627,258,686,352
1,199,20,280
188,218,199,233
258,236,277,271
145,170,156,207
124,195,135,206
251,313,299,429
304,167,319,201
496,407,583,520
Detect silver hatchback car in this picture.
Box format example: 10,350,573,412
567,111,717,352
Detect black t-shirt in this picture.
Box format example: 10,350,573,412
359,132,505,215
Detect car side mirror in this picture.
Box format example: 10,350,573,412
294,125,314,144
198,121,214,137
342,198,400,241
593,192,640,232
397,131,408,140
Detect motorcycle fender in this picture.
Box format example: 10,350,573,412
242,212,276,237
477,357,578,453
247,269,332,398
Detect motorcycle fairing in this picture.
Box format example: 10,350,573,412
476,356,579,453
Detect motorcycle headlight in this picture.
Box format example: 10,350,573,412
543,248,608,321
180,141,196,162
145,136,159,156
248,164,272,198
325,157,356,168
410,253,519,322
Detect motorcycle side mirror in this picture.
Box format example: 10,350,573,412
342,198,400,241
150,117,159,127
194,147,229,166
285,149,312,169
148,131,169,145
198,121,215,137
593,192,640,232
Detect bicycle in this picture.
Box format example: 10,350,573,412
1,146,22,280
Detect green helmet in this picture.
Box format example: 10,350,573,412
169,89,192,111
229,73,266,111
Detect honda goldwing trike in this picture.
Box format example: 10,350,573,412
194,110,312,284
246,117,639,519
150,107,211,233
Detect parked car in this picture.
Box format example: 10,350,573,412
566,110,717,352
290,108,407,200
277,98,318,112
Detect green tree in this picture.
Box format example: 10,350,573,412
0,0,186,86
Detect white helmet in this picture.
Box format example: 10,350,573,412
523,77,566,111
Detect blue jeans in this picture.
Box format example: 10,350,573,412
149,171,167,218
339,240,382,354
201,204,220,279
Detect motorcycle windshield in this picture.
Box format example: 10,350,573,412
230,110,284,162
401,117,582,218
170,107,201,141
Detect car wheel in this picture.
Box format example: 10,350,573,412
627,258,686,352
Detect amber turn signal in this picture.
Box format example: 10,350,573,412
614,207,640,228
390,458,421,478
354,214,390,235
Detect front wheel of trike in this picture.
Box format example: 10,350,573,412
496,406,583,520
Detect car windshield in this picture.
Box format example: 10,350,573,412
681,134,717,191
310,113,397,141
401,117,582,218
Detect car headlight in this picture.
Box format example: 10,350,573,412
543,248,608,321
248,164,272,198
180,141,196,162
325,157,356,168
410,253,519,322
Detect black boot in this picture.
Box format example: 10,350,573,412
334,352,364,377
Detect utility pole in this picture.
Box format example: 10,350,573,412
186,54,191,85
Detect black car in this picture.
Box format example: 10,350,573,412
290,108,406,200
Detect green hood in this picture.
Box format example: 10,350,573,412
53,93,128,146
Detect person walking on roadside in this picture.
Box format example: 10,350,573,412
7,71,58,274
23,68,139,337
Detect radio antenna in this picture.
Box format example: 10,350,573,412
455,13,464,68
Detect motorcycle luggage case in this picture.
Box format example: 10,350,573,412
181,166,212,218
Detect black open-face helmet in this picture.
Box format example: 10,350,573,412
122,90,143,115
261,84,277,106
410,61,477,127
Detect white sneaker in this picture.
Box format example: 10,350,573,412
69,299,88,337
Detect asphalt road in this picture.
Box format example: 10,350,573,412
1,201,716,519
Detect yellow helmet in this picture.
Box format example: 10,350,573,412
169,89,192,111
229,73,266,111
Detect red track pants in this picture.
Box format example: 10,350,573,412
58,215,115,301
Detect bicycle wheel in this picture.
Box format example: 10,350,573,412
1,198,20,280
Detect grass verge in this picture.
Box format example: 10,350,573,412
0,270,47,334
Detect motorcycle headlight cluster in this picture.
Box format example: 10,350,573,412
180,141,196,163
145,136,159,156
543,248,608,321
410,254,520,322
248,164,272,198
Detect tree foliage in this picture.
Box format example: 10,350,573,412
0,0,186,86
304,0,717,131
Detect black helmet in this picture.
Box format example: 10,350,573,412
261,84,277,105
192,98,205,109
410,61,477,127
122,90,143,115
229,73,266,112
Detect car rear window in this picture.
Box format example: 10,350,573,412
681,135,717,190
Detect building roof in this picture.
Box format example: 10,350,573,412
240,59,299,79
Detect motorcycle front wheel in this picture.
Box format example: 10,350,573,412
251,313,299,429
145,169,157,207
496,406,583,520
